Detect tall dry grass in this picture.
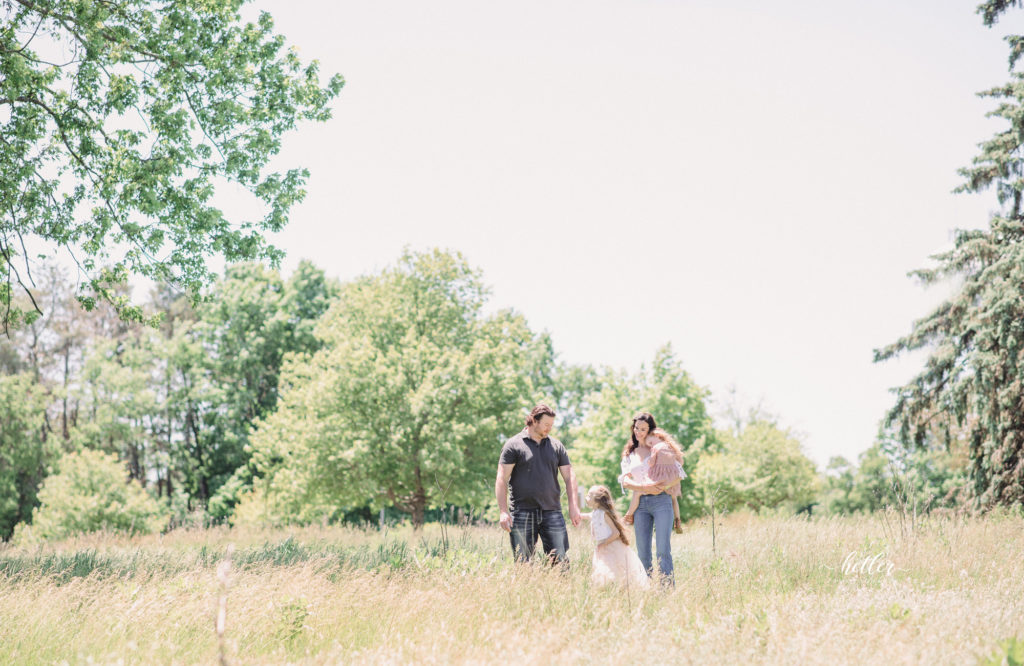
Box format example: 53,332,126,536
0,512,1022,664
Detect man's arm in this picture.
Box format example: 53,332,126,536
495,463,515,531
559,464,582,527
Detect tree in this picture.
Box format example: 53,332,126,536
875,2,1024,509
145,261,335,516
13,448,167,543
244,249,553,527
821,434,969,516
1,0,344,330
874,3,1024,510
0,372,56,540
693,419,818,514
569,344,715,519
71,331,161,482
200,261,338,518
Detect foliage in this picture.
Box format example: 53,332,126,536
13,449,167,543
874,1,1024,509
980,637,1024,666
821,450,889,515
0,0,344,329
179,261,337,516
569,344,715,519
0,373,55,540
245,249,553,527
71,332,161,480
693,419,819,514
821,434,969,515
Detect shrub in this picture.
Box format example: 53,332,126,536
13,449,167,543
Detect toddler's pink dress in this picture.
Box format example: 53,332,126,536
619,438,686,497
590,509,650,588
647,441,685,498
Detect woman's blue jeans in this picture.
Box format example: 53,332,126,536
634,492,674,584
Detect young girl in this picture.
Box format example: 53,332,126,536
622,429,686,534
581,485,649,588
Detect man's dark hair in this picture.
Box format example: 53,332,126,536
525,404,556,427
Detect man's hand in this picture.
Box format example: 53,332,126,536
569,506,581,528
499,511,512,532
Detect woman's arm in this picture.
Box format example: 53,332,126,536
621,477,667,494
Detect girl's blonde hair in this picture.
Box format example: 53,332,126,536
586,485,629,545
649,428,684,464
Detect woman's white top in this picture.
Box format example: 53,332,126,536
591,508,614,542
618,448,686,494
619,451,647,485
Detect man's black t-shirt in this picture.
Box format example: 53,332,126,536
499,430,570,511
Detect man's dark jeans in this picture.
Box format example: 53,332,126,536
509,508,569,565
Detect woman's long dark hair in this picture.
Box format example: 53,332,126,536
621,412,657,459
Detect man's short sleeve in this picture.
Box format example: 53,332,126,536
499,441,519,466
555,441,570,467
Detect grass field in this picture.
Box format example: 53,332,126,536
1,511,1022,664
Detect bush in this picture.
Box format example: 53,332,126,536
13,449,168,543
693,420,819,514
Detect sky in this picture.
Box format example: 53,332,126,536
222,0,1021,467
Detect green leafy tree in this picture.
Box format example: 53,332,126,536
874,1,1024,509
0,373,55,540
1,0,344,329
202,261,338,518
567,367,633,491
72,333,161,482
822,435,969,515
165,261,336,515
570,344,715,519
693,419,818,514
13,448,167,543
245,249,552,527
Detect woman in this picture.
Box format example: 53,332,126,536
618,412,681,585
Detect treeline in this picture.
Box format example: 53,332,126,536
0,249,968,541
1,259,337,539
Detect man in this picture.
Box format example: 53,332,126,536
495,404,582,565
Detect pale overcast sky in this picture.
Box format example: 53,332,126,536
230,0,1021,466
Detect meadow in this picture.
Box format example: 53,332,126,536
1,512,1022,665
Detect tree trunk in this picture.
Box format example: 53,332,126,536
411,500,425,529
411,464,427,529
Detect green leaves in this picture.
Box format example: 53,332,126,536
0,373,55,540
877,5,1024,509
13,449,168,543
568,344,716,519
1,0,344,330
245,250,552,527
695,420,818,514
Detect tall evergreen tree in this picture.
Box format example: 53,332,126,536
875,1,1024,508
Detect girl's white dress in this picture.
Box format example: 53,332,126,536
590,509,650,588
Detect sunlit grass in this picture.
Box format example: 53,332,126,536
0,512,1022,664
